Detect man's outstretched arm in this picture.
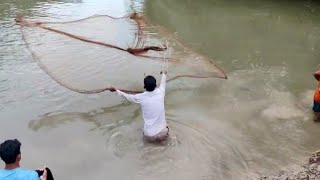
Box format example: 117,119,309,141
109,87,141,103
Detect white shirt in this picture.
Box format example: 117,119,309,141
116,74,167,136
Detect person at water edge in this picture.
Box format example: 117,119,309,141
313,69,320,122
0,139,51,180
109,71,169,142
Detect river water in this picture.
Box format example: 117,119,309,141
1,0,320,179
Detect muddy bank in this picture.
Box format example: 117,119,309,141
260,151,320,180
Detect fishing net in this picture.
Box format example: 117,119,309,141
16,13,227,94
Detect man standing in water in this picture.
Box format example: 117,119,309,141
109,71,169,142
313,69,320,122
0,139,48,180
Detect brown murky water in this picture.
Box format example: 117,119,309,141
1,0,320,179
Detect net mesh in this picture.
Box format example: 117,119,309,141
16,13,227,94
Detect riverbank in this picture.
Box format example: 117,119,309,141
260,151,320,180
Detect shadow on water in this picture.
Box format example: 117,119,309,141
28,103,139,132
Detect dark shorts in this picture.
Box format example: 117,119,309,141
313,101,320,112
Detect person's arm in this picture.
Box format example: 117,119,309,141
314,69,320,81
116,89,141,103
109,87,141,103
32,167,47,180
39,168,47,180
159,71,167,93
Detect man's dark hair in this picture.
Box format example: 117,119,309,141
144,75,157,92
0,139,21,164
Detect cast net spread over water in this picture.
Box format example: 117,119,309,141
16,13,227,94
